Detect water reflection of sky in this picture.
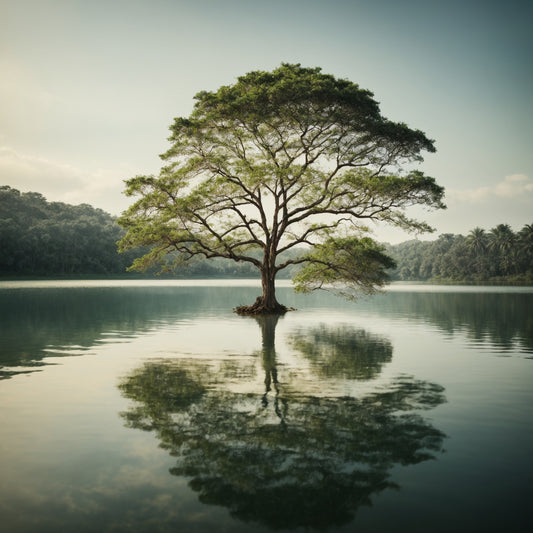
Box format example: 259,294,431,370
0,283,532,532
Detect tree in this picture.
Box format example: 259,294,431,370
465,227,488,276
488,223,517,276
118,64,445,313
517,223,533,274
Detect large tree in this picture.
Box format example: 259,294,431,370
118,64,445,313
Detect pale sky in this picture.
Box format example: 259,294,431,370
1,0,532,243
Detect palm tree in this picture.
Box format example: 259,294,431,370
488,224,517,275
518,223,533,248
466,227,488,276
517,223,533,273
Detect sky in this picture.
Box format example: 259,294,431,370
1,0,532,243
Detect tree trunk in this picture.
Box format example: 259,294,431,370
261,266,279,310
234,264,291,315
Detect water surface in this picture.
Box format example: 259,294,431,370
0,281,532,532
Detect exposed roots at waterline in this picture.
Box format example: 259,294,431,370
233,296,295,316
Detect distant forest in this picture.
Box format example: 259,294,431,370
0,186,135,276
1,185,532,283
0,186,260,278
386,226,533,283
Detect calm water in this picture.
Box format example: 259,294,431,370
1,280,532,533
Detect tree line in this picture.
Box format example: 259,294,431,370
386,224,533,283
0,185,137,275
0,185,262,278
1,185,531,283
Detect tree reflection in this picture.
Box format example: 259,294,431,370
288,324,393,380
119,320,446,530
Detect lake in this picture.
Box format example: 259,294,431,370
1,280,532,533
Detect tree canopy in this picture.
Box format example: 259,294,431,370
118,63,445,312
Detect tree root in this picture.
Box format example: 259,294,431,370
233,296,295,316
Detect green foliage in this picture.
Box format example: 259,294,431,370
388,223,533,283
118,64,444,305
0,185,138,276
293,236,396,297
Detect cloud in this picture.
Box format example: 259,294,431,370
0,146,86,191
448,174,533,203
0,146,133,214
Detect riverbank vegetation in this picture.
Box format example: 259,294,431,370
0,185,262,278
386,224,533,284
1,185,531,283
0,185,139,276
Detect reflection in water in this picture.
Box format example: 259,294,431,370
256,316,281,406
119,318,446,530
365,291,533,355
0,286,258,378
282,288,533,356
2,283,531,532
2,285,531,380
288,324,393,380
